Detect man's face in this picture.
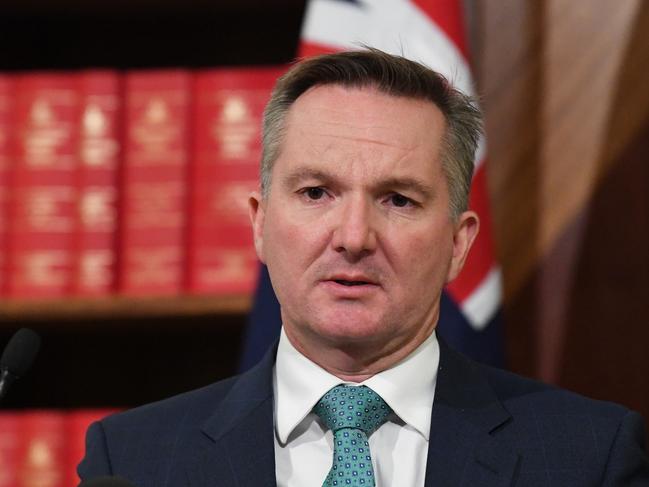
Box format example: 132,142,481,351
250,85,478,365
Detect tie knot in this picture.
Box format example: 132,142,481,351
313,385,392,435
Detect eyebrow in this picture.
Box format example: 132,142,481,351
282,168,335,189
375,177,436,200
282,167,436,199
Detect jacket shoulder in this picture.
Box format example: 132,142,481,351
102,374,240,432
481,364,649,484
482,364,631,419
78,375,243,484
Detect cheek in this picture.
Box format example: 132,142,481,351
263,211,326,271
394,228,454,289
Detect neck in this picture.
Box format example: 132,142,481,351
284,323,436,383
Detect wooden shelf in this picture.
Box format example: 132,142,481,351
0,294,251,321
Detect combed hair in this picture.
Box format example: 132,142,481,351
261,48,483,218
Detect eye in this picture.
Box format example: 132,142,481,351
388,193,413,208
304,187,326,200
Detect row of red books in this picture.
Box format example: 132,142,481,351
0,409,117,487
0,67,285,299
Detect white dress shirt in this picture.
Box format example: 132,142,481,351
273,328,440,487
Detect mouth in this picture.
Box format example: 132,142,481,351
320,276,379,298
333,279,372,287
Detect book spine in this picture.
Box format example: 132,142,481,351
0,76,13,296
17,411,67,487
0,413,21,487
188,67,284,295
119,70,191,296
74,71,121,296
7,73,80,299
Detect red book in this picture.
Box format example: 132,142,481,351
6,73,80,298
119,70,191,296
0,412,21,487
66,409,118,487
188,67,284,295
0,76,13,296
75,71,121,296
17,411,67,487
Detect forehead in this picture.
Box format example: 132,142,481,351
284,84,446,149
277,85,447,182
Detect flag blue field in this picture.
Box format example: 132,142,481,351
240,0,504,372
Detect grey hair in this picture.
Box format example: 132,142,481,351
261,48,482,218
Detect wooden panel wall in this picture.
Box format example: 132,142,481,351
473,0,649,422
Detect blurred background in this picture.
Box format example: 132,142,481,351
0,0,647,447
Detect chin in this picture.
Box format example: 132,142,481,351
310,317,389,345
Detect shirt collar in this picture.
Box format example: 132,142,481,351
274,328,439,443
362,331,439,440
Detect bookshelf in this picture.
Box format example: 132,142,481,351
0,295,251,321
0,0,306,409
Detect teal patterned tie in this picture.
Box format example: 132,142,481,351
313,385,392,486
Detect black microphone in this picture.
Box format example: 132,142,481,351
0,328,41,402
78,476,138,487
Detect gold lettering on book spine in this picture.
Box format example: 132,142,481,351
211,181,256,221
213,93,257,161
80,250,113,287
128,247,181,285
17,187,76,232
21,437,62,487
131,97,185,165
18,186,77,233
81,100,119,168
20,251,70,287
126,182,184,229
199,249,254,285
23,91,77,169
80,187,116,231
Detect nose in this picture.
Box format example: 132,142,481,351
331,195,377,259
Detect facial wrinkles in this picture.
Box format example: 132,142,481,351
289,105,439,194
265,86,455,376
304,124,417,152
298,173,392,282
296,137,422,196
277,145,443,292
286,186,379,289
297,113,420,154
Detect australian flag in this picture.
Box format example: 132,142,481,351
240,0,504,371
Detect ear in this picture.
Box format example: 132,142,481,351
446,210,479,283
248,190,266,263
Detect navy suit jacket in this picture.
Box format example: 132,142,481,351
78,341,649,486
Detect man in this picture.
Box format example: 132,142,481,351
79,49,649,486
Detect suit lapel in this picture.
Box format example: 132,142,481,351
185,346,278,487
181,338,520,486
424,341,519,487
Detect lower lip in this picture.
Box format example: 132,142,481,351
320,280,379,298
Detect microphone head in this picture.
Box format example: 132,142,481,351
78,476,138,487
0,328,41,377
